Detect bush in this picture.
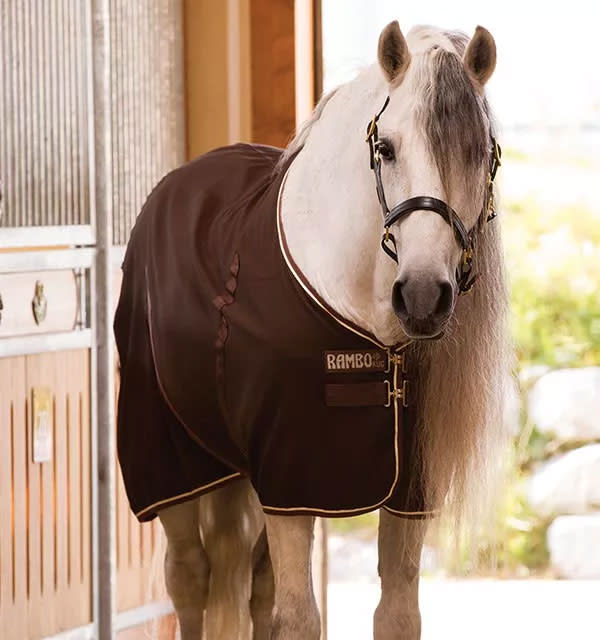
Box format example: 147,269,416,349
505,199,600,368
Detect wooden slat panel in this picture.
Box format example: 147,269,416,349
66,354,82,610
79,353,91,599
53,354,70,630
62,350,92,627
0,350,91,639
24,355,44,638
0,356,27,639
0,360,13,634
40,381,56,614
12,357,28,640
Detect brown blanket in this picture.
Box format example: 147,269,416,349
115,143,430,521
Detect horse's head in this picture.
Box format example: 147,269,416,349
372,23,497,339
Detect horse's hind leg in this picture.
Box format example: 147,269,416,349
374,510,426,640
250,528,274,639
159,499,208,640
200,478,264,640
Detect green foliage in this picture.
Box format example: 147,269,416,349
505,199,600,369
328,512,379,538
486,490,551,574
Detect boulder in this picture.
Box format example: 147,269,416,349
528,444,600,516
547,514,600,578
527,367,600,441
519,364,550,387
503,378,522,437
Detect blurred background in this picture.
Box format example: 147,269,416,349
0,1,598,639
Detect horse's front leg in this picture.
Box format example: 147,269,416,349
264,514,320,640
374,510,426,640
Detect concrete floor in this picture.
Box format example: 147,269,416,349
328,579,600,639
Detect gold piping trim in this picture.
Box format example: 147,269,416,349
135,473,242,518
382,505,439,516
276,168,412,353
270,169,410,516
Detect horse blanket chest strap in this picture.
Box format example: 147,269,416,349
366,96,502,294
115,143,435,522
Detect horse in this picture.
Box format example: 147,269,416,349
114,21,508,640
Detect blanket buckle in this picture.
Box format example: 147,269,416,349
384,379,409,408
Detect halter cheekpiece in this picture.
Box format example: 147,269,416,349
366,96,501,295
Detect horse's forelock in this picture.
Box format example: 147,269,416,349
443,30,469,56
415,46,490,197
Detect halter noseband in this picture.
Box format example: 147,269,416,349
366,96,501,295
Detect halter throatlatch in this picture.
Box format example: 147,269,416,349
366,97,501,295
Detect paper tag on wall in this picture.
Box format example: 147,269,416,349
32,386,52,463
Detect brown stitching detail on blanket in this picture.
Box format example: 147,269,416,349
213,252,240,418
145,281,243,472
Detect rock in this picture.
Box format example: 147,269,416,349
527,367,600,441
519,364,551,388
503,378,522,437
547,514,600,578
528,444,600,516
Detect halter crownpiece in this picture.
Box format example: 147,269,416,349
366,96,501,295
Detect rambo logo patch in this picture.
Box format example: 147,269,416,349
324,349,387,373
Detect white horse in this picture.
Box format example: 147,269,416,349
157,22,507,640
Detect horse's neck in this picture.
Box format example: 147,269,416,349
280,72,405,346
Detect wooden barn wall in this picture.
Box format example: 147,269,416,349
183,0,297,156
182,0,231,157
0,351,91,639
0,0,183,637
0,0,305,637
249,0,296,147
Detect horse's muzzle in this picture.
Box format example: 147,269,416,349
392,278,454,339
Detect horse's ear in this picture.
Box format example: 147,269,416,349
463,26,496,88
377,21,411,84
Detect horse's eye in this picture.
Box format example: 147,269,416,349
375,140,395,162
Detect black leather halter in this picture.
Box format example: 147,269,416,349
366,96,501,294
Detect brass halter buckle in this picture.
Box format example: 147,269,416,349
487,187,497,221
366,117,378,142
493,138,502,168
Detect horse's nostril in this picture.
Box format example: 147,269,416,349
435,281,453,317
392,280,407,318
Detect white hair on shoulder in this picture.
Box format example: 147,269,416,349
276,88,338,170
